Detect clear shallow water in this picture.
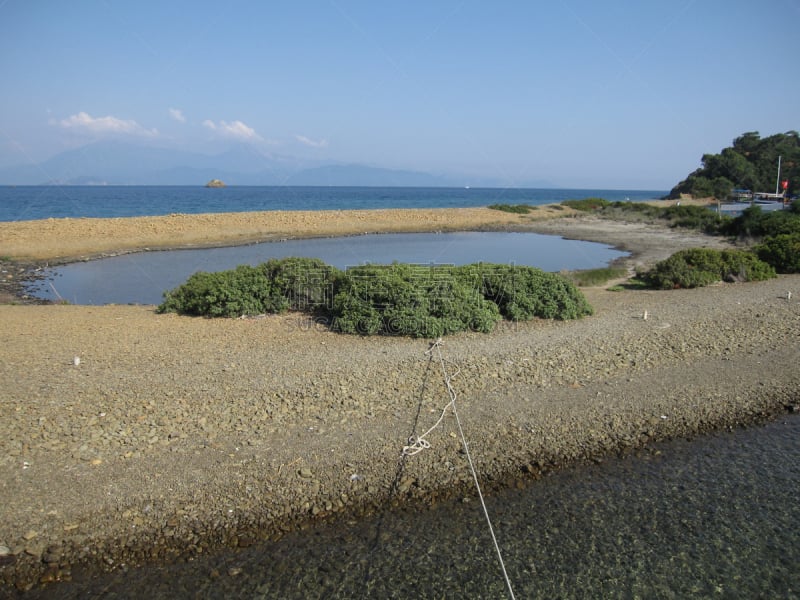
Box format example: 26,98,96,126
26,232,627,305
0,185,666,221
24,415,800,598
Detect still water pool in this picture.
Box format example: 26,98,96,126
22,415,800,598
27,232,626,305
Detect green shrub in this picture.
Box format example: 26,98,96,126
158,257,341,317
563,266,628,287
600,202,729,233
157,265,285,317
610,201,660,216
561,197,611,211
643,248,776,289
330,263,501,337
488,203,534,214
260,257,340,312
331,263,591,335
755,233,800,273
457,263,593,321
159,258,595,337
660,204,729,233
723,205,800,238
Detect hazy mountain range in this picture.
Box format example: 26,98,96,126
0,141,551,188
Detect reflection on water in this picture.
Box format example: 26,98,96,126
24,415,800,598
27,232,626,305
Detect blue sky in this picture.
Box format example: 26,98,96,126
0,0,798,189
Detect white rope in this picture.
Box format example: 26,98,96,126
401,338,461,456
404,338,516,600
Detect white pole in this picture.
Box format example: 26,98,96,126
775,155,782,196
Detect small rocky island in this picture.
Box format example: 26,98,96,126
205,179,226,188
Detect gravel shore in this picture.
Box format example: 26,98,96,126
0,207,543,262
1,209,798,592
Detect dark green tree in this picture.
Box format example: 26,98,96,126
669,131,800,199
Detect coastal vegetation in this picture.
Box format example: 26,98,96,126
560,197,611,211
721,203,800,274
667,131,800,200
158,259,592,336
156,258,338,317
642,249,776,289
330,263,501,336
725,203,800,238
624,202,800,285
487,203,536,214
561,198,731,234
562,194,800,241
755,233,800,273
562,266,628,287
559,194,800,280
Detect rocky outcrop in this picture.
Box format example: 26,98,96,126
205,179,226,188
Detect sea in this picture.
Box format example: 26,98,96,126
0,185,666,221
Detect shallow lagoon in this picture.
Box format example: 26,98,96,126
21,415,800,598
28,231,626,305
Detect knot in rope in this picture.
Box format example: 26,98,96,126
402,338,460,457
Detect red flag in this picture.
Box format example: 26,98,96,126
781,180,789,190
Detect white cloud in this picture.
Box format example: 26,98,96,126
295,134,328,149
203,119,262,141
168,107,186,123
59,112,158,137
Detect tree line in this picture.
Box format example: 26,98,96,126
669,131,799,200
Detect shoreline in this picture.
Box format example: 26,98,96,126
0,206,565,305
0,206,562,262
1,208,798,592
0,203,726,304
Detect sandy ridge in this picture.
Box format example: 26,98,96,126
0,207,569,262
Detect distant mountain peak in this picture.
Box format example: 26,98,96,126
0,140,538,187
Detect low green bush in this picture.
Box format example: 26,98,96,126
330,263,501,337
566,200,731,234
660,204,729,233
157,265,285,317
159,257,594,337
487,203,534,214
561,197,611,211
601,202,728,233
643,248,776,289
755,233,800,273
723,205,800,238
457,263,593,321
158,257,340,317
260,257,340,312
610,201,660,216
563,266,628,287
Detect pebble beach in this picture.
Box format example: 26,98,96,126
1,207,798,592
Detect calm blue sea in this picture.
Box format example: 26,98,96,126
0,185,666,221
